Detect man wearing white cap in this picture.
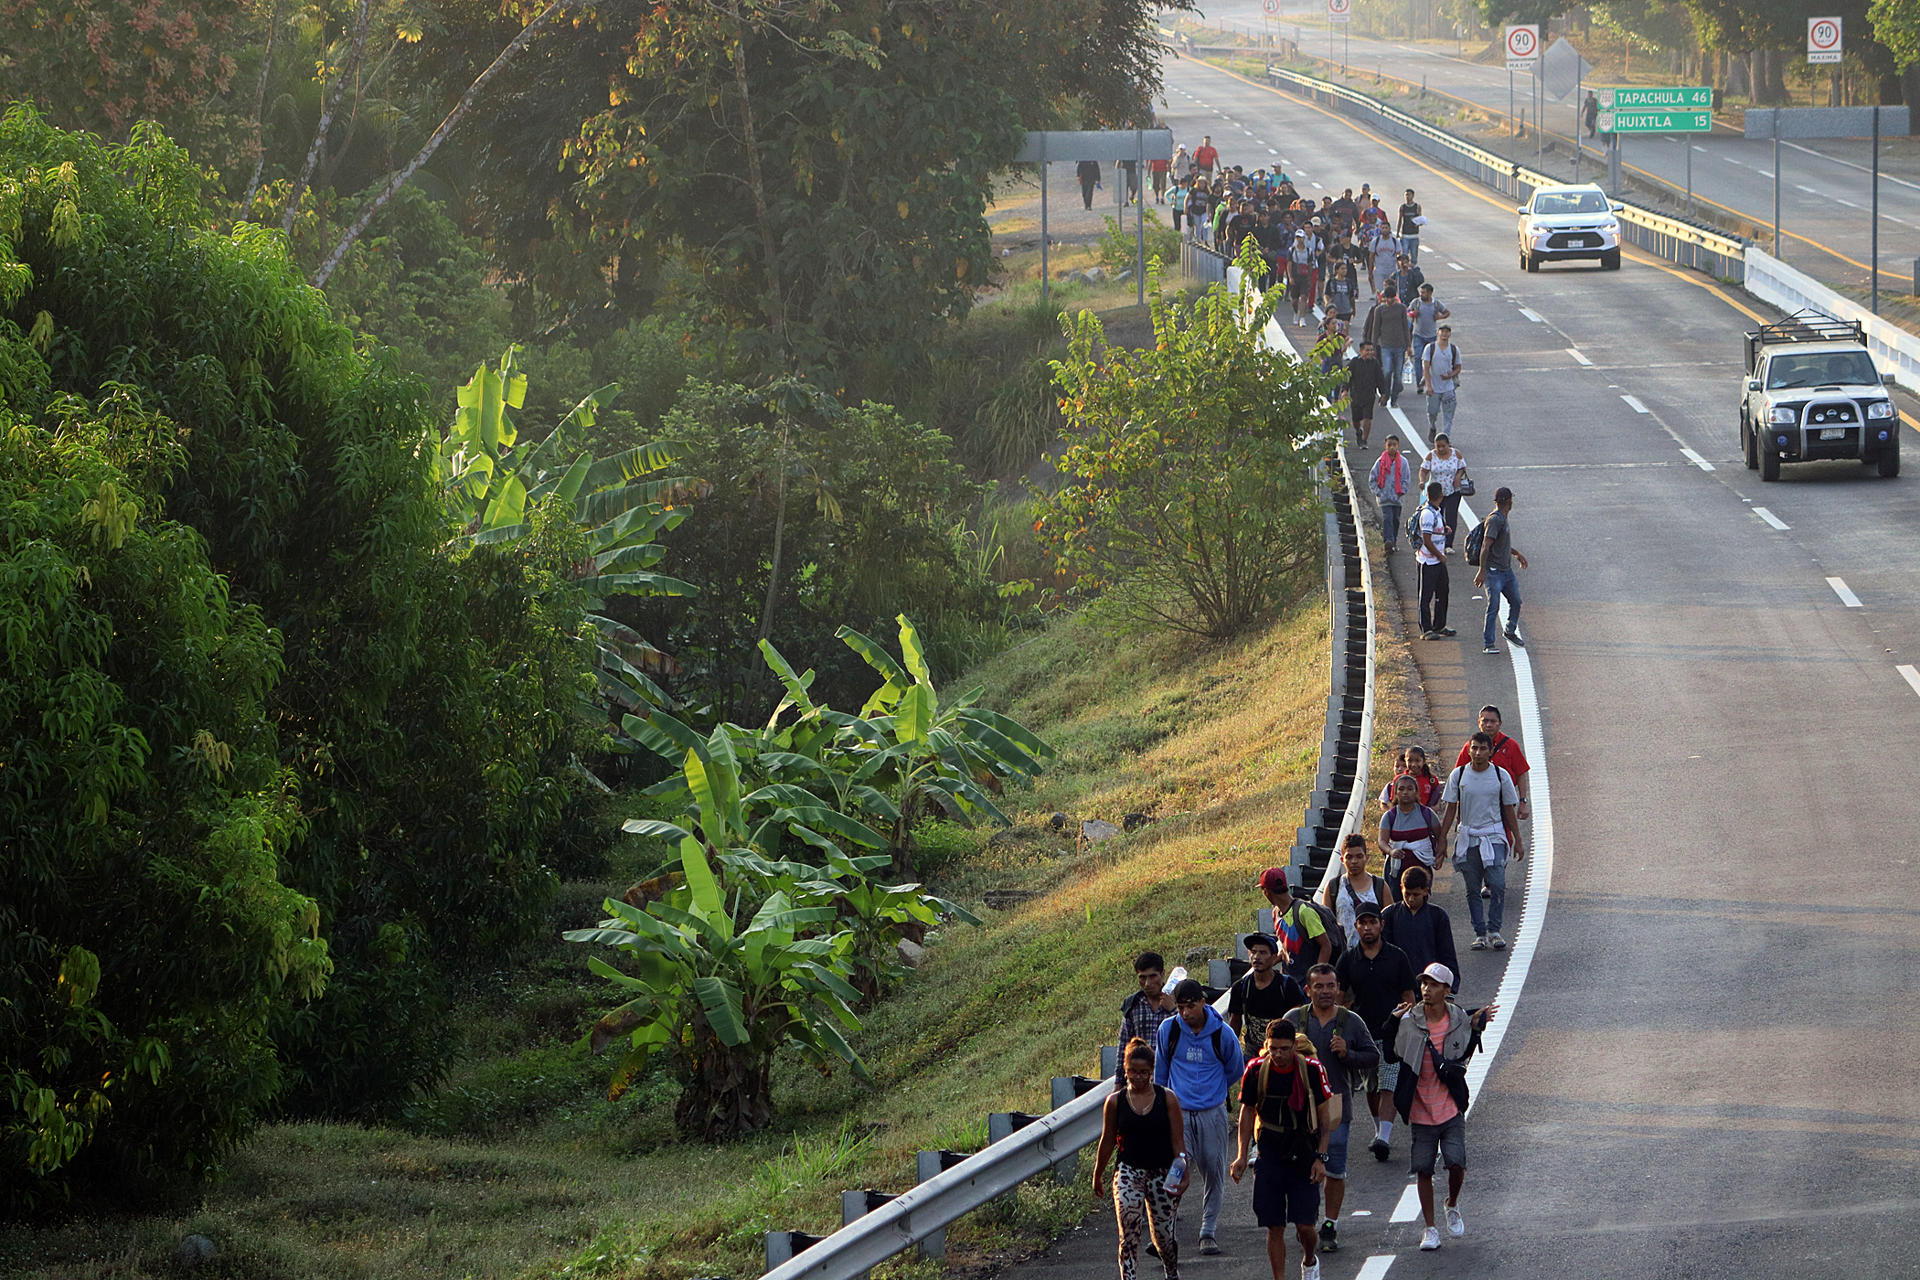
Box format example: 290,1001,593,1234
1385,963,1498,1252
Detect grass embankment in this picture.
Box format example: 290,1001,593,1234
3,591,1419,1280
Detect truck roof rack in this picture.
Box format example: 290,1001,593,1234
1745,309,1865,372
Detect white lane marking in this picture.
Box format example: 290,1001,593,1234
1390,1184,1422,1223
1900,665,1920,698
1448,261,1465,270
1567,347,1593,365
1243,129,1256,136
1268,147,1279,155
1757,169,1774,178
1519,307,1545,323
1721,156,1745,166
1834,197,1860,208
1621,394,1650,413
1357,1257,1397,1279
1480,279,1501,292
1783,140,1920,192
1827,577,1863,607
1795,184,1819,194
1754,506,1790,530
1693,144,1709,152
1313,181,1325,189
1679,447,1715,471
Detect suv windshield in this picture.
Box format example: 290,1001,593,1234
1532,191,1609,216
1766,351,1880,389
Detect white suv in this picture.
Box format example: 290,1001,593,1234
1517,184,1623,272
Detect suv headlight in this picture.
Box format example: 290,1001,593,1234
1768,406,1798,424
1866,400,1895,420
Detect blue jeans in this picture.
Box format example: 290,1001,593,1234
1379,346,1405,400
1402,233,1420,264
1456,847,1508,935
1379,500,1402,550
1483,566,1521,646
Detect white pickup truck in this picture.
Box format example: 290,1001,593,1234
1741,312,1899,480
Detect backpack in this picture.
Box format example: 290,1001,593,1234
1405,504,1426,546
1463,520,1486,567
1286,1003,1367,1100
1281,898,1348,967
1251,1050,1332,1159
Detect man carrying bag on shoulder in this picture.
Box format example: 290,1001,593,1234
1384,963,1497,1253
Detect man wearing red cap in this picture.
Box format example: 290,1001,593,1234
1258,867,1331,983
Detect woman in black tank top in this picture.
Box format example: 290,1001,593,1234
1094,1038,1188,1280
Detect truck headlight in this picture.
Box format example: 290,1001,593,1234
1866,400,1895,420
1768,406,1798,424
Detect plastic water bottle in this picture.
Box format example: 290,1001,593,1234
1165,1154,1187,1193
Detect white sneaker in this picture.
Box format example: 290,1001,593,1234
1302,1262,1321,1280
1420,1226,1442,1250
1446,1205,1465,1238
1490,932,1507,950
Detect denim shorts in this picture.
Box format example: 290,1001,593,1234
1410,1114,1466,1174
1322,1119,1351,1179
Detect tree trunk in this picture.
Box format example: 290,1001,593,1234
237,0,283,219
756,427,790,644
283,0,373,235
675,1022,774,1142
309,0,569,287
1725,49,1749,98
724,0,792,358
1766,49,1789,105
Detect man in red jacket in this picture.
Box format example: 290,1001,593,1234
1452,705,1530,897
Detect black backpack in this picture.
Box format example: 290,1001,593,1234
1463,521,1486,567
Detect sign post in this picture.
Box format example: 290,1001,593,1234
1505,25,1539,163
1808,18,1842,116
1328,0,1350,73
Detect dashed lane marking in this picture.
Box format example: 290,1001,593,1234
1448,261,1465,270
1356,1257,1397,1279
1567,348,1593,365
1621,394,1650,413
1519,307,1545,323
1680,447,1715,471
1900,665,1920,698
1754,506,1790,530
1480,279,1501,292
1827,577,1863,607
1390,1184,1421,1223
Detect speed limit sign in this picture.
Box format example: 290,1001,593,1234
1263,0,1280,12
1326,0,1352,24
1807,16,1842,64
1504,24,1539,70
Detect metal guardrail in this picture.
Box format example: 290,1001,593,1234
1745,247,1920,396
760,1085,1110,1280
754,261,1382,1280
1183,236,1230,283
1261,65,1748,281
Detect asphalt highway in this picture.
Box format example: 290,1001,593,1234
1185,0,1920,296
993,53,1920,1280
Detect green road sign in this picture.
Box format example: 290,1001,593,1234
1597,108,1712,133
1601,85,1712,110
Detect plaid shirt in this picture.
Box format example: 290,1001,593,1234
1118,992,1177,1069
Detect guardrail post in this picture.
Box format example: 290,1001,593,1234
1100,1043,1120,1077
765,1230,827,1269
838,1189,902,1280
992,1108,1074,1184
913,1151,971,1259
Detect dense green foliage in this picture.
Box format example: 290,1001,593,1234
1039,245,1338,638
570,618,1047,1140
0,397,329,1211
0,110,593,1165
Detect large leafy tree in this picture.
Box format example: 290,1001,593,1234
0,385,330,1209
1038,247,1338,638
0,107,591,1123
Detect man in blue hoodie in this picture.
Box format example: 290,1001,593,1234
1156,977,1246,1254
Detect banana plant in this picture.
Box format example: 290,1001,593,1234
437,348,699,716
622,615,1054,873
